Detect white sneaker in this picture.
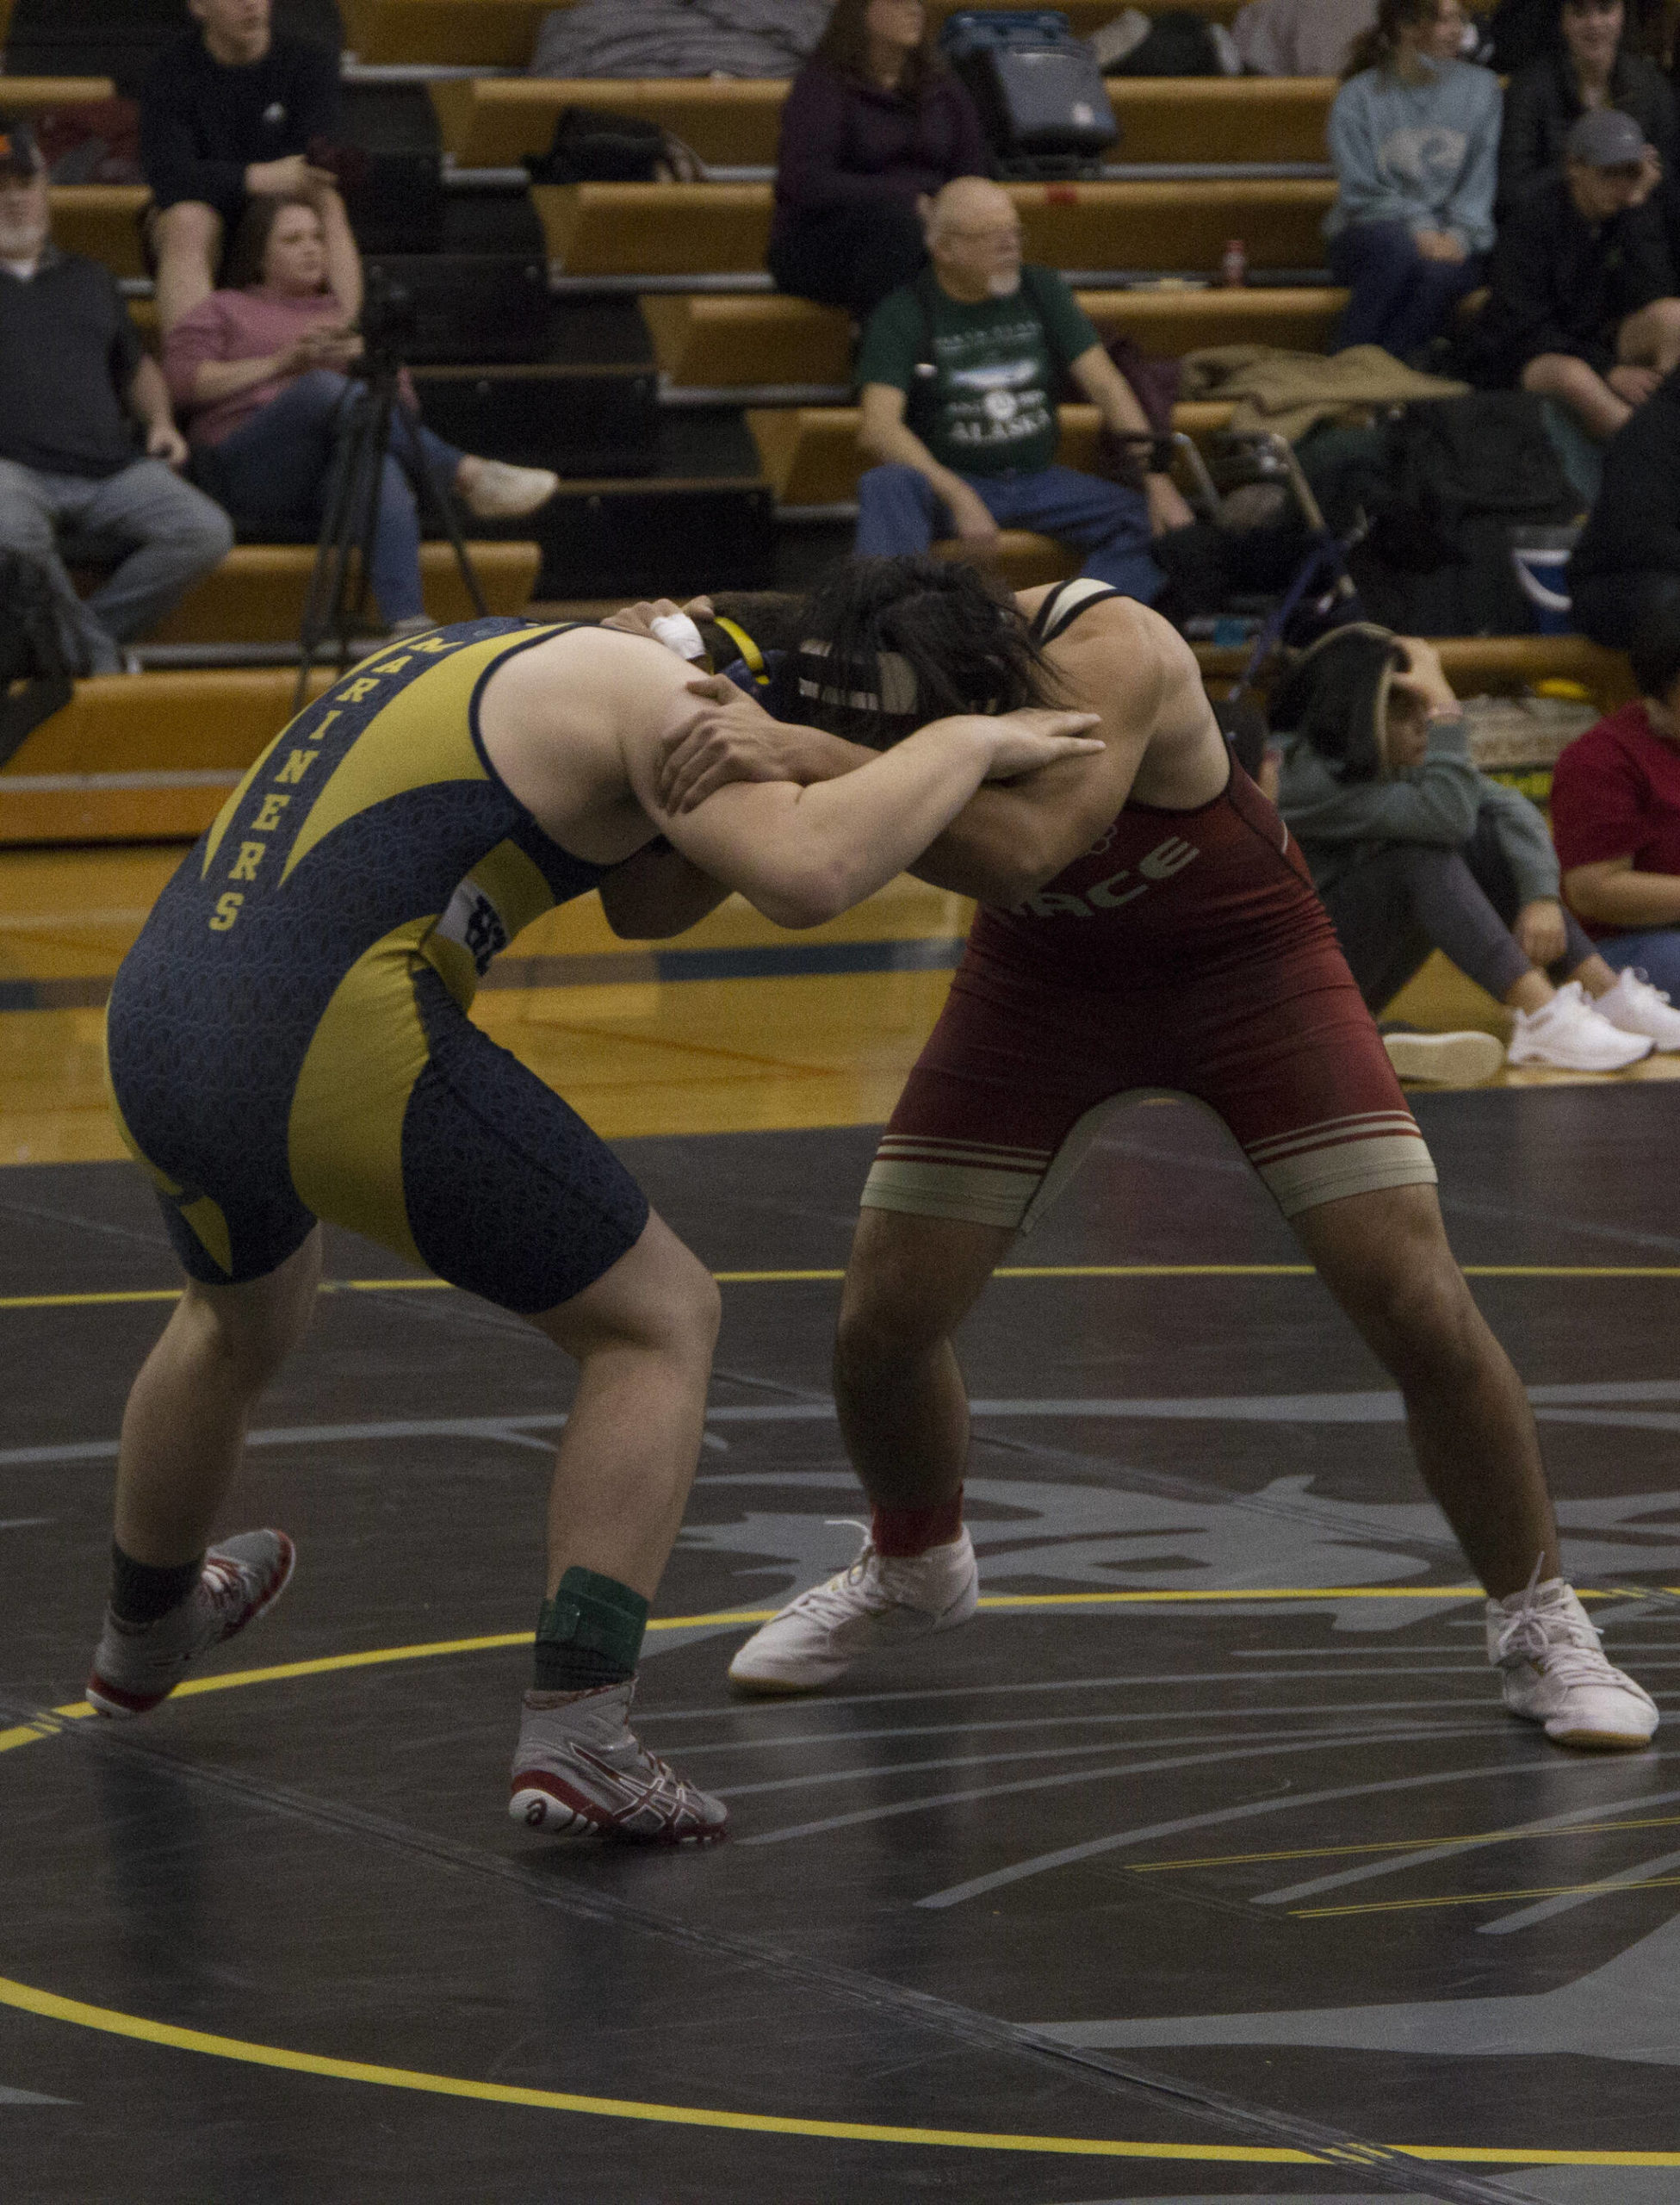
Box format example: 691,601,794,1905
1488,1571,1659,1751
1591,966,1680,1052
459,458,559,521
1506,982,1652,1071
728,1531,979,1695
1381,1028,1505,1085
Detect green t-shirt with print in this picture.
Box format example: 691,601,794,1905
854,266,1100,479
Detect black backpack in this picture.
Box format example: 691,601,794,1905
524,106,703,185
0,550,74,768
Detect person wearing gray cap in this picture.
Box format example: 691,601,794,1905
1467,103,1680,438
0,115,233,675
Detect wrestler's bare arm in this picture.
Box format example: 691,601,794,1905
908,607,1218,904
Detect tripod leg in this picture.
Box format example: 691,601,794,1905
341,382,399,664
295,387,376,712
393,402,490,621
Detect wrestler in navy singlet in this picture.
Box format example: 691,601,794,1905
106,618,650,1313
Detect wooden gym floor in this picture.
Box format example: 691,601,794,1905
2,845,1679,2202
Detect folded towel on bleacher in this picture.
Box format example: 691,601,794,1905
1178,343,1469,444
530,0,830,81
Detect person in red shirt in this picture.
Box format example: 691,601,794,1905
1552,612,1680,994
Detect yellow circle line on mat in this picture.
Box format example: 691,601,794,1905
0,1971,1675,2169
8,1263,1680,1311
13,1582,1673,1766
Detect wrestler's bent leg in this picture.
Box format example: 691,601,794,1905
727,1208,1006,1695
1293,1181,1656,1750
87,1230,321,1716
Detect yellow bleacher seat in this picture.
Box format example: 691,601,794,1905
650,285,1344,391
536,177,1336,279
749,402,1236,506
46,184,149,278
0,75,117,110
344,0,1242,71
143,542,542,645
431,78,787,170
430,73,1332,177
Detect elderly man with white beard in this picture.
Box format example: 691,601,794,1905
0,116,232,675
851,175,1194,605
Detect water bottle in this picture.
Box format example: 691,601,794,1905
1220,238,1248,288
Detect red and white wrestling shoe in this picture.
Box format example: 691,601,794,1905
85,1531,295,1717
728,1530,979,1695
510,1680,728,1844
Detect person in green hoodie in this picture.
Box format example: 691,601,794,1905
1274,623,1680,1073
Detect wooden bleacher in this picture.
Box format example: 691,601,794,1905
430,75,1333,175
536,177,1336,279
46,184,149,279
0,672,333,845
648,286,1345,393
750,402,1237,507
0,74,115,110
341,0,1245,70
144,542,541,646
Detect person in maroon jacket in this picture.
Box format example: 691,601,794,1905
768,0,991,316
1553,611,1680,995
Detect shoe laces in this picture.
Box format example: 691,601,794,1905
790,1525,894,1621
1493,1558,1615,1686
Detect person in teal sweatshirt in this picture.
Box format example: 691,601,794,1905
1274,624,1680,1071
1325,0,1502,360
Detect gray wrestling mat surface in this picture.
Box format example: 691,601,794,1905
2,1088,1678,2202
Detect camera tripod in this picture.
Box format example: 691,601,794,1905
293,351,489,711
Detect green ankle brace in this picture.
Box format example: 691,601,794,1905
532,1567,649,1692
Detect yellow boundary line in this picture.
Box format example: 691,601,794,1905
8,1263,1680,1311
0,1976,1677,2170
1296,1876,1680,1919
5,1625,1680,2168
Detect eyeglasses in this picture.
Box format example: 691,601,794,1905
942,227,1023,247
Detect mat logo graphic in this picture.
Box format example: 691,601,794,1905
1014,834,1199,920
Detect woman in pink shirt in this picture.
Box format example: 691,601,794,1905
163,188,555,633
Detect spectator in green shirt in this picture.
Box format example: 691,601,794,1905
852,177,1194,602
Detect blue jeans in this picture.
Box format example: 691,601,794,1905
196,370,465,621
1326,220,1485,360
1592,927,1680,995
854,462,1164,605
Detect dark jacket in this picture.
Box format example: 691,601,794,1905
1466,170,1674,384
1497,49,1679,214
139,30,340,217
0,247,146,479
1570,364,1680,587
768,59,989,251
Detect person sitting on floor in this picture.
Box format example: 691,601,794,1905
1468,106,1680,438
1324,0,1500,364
1274,624,1680,1074
0,116,232,677
852,177,1194,605
139,0,344,335
1550,610,1680,994
768,0,990,318
162,190,557,642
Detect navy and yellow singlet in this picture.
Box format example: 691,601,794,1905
106,617,651,1314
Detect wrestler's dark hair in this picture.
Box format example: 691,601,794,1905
766,556,1060,749
1268,622,1404,783
1630,609,1680,705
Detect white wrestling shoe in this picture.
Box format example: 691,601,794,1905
85,1531,295,1717
1506,983,1652,1072
1590,967,1680,1052
728,1531,979,1695
509,1680,728,1844
1381,1028,1506,1086
1488,1570,1659,1751
459,458,559,521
